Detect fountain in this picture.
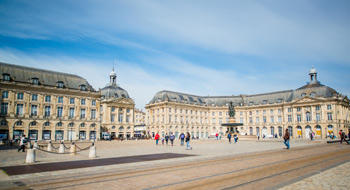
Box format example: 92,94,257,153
221,101,243,134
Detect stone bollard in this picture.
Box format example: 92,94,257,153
89,143,96,158
58,142,65,153
26,148,36,164
33,141,39,149
47,141,52,151
70,142,76,155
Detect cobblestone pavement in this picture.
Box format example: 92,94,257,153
0,139,346,190
279,161,350,190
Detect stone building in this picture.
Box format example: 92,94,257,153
0,62,136,141
100,69,135,139
146,68,350,139
0,62,100,141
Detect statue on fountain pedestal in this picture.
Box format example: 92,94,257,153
229,101,235,118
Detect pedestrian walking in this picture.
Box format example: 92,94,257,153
227,133,232,144
161,136,165,145
155,133,160,145
170,133,175,146
179,133,185,146
283,129,290,149
216,133,219,140
17,135,26,152
234,134,238,143
309,131,313,141
340,130,345,144
185,132,191,150
165,133,169,145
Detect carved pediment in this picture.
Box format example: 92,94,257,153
292,96,320,104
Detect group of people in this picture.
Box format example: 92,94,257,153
227,133,239,144
154,132,192,149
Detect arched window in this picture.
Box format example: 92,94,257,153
30,121,37,126
2,73,10,81
80,84,87,91
57,81,64,88
0,120,7,126
16,120,23,126
44,121,50,126
57,122,63,127
32,78,39,85
68,122,74,127
80,123,85,127
119,126,124,130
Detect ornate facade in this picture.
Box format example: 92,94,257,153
0,62,100,141
0,62,136,141
146,68,350,139
100,69,135,139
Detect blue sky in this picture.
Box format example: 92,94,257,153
1,0,349,109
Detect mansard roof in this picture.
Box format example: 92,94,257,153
0,62,95,91
148,83,340,107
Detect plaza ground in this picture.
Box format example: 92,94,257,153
0,139,349,189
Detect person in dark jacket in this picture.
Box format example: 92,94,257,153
227,133,232,144
165,133,169,145
170,133,175,146
179,133,185,146
185,132,191,150
283,129,290,149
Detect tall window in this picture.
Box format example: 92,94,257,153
278,116,282,123
80,109,86,119
306,112,311,121
57,96,63,103
70,98,75,104
270,116,274,123
126,116,129,123
57,107,63,118
288,108,292,112
91,109,96,119
316,113,321,121
81,99,86,105
45,106,51,117
288,115,292,122
327,105,332,110
111,114,115,122
327,112,332,120
118,113,123,122
92,100,96,106
2,91,8,99
270,109,274,114
17,92,24,100
263,116,266,123
249,117,253,123
1,103,8,115
16,104,24,116
316,105,320,111
256,117,259,123
297,114,301,122
240,117,243,123
31,105,38,116
45,95,51,102
32,94,38,101
297,107,301,112
69,108,75,118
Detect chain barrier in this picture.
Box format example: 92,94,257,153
75,144,92,151
35,143,93,154
62,143,71,149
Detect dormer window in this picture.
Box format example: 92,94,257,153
32,78,39,85
80,85,87,91
310,92,316,97
2,74,10,81
301,93,306,97
57,81,64,88
262,100,267,104
277,99,283,103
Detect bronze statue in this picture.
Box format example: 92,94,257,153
228,101,235,118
